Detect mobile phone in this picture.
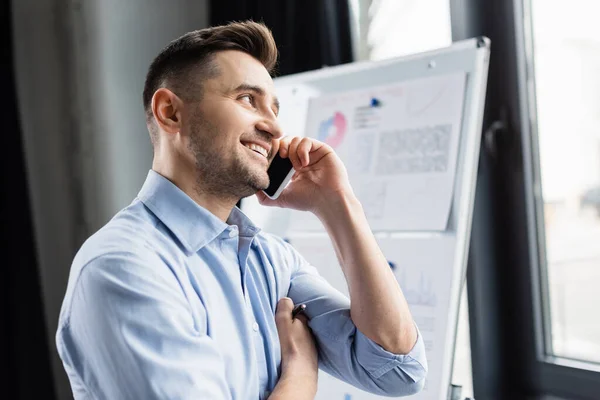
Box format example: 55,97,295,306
263,153,295,200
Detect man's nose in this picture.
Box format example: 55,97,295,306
256,117,283,139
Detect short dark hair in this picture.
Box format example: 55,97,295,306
142,21,278,145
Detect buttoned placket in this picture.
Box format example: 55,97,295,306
238,233,260,330
237,230,271,399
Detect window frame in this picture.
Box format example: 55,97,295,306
450,0,600,398
518,0,600,393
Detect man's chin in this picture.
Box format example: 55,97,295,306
239,173,269,197
238,183,267,200
231,163,269,196
249,179,269,194
250,169,269,190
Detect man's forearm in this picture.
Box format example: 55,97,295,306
316,192,417,355
269,370,317,400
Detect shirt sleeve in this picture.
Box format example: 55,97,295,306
284,242,428,397
56,250,231,400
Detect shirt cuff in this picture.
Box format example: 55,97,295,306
354,324,428,381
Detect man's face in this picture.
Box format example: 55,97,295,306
182,50,282,199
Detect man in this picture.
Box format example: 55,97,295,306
56,21,427,399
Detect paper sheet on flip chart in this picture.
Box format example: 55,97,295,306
289,73,467,232
288,235,458,400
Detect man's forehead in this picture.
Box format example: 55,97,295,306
212,50,275,92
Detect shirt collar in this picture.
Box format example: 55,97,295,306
137,170,260,253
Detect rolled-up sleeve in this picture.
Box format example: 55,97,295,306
56,251,231,400
285,244,428,397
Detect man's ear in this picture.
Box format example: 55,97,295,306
151,88,183,135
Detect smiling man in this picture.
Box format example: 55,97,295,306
56,21,427,400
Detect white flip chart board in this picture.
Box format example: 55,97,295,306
242,37,490,399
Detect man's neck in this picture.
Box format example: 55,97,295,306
152,162,237,223
188,186,237,222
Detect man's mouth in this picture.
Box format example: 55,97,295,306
241,141,270,159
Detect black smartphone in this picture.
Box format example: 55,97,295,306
263,153,295,200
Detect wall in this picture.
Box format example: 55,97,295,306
11,1,208,398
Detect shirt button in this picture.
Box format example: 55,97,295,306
228,229,238,238
252,322,259,332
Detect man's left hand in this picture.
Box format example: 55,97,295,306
256,136,355,218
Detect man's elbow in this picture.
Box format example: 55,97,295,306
379,375,426,397
375,364,428,397
372,323,419,355
399,377,426,397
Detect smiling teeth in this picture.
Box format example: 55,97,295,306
245,143,268,158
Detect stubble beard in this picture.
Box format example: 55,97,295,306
187,111,269,201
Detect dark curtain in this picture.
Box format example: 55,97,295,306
1,1,56,399
210,0,354,76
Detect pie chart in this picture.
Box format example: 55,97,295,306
317,112,347,148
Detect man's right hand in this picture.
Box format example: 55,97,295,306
269,297,318,399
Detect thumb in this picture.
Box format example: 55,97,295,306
256,189,286,208
255,190,273,205
275,297,294,327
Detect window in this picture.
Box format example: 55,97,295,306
529,0,600,366
354,0,452,61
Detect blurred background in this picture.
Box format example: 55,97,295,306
3,0,599,399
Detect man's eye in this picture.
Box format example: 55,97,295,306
240,94,254,104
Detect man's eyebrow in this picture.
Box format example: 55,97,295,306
233,83,280,115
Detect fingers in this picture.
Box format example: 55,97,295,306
276,298,310,326
287,137,303,170
278,136,329,170
275,297,318,381
294,313,309,325
297,138,313,167
268,139,281,164
278,136,293,158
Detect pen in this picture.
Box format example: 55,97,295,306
292,303,306,319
